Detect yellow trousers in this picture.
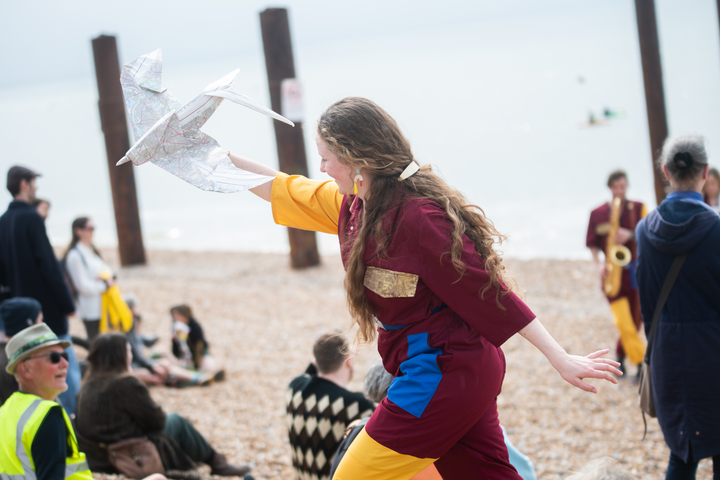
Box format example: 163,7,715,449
333,428,437,480
610,297,645,364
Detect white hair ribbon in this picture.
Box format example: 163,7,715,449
398,162,419,181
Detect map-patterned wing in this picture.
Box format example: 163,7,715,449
117,50,289,193
119,111,273,193
120,48,181,143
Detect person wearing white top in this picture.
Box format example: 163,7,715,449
62,217,113,340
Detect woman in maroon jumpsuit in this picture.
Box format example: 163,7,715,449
230,97,621,479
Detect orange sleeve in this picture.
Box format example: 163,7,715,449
270,172,343,235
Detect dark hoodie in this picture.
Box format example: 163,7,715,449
636,191,720,462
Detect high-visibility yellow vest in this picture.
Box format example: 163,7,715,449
0,392,93,480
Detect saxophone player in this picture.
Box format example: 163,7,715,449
586,170,648,378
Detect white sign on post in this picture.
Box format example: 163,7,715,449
281,78,304,123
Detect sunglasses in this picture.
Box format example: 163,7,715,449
24,351,69,364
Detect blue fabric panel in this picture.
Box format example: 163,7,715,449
387,332,443,418
430,303,447,315
378,321,408,331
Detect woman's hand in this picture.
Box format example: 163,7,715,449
551,349,622,394
518,319,622,394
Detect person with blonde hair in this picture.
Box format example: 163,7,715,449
227,97,620,479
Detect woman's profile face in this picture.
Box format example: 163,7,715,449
705,175,720,199
317,138,354,195
77,220,95,243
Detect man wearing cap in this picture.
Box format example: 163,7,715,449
0,323,93,480
0,298,44,404
0,166,80,415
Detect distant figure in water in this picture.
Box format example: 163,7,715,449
603,108,626,120
585,111,607,127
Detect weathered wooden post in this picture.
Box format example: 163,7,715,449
92,35,146,266
634,0,669,205
260,8,320,269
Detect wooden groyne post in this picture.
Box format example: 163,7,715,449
260,8,320,269
92,35,146,266
634,0,669,205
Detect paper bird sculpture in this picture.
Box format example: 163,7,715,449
117,49,293,193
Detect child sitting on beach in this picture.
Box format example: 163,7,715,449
125,297,212,387
170,305,222,379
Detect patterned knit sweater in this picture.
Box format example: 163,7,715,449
286,365,375,480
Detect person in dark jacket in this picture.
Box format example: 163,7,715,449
0,166,81,416
75,333,251,477
635,135,720,479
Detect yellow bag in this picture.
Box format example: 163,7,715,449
100,285,133,333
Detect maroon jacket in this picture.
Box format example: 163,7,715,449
586,199,645,260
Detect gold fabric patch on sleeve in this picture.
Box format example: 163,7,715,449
363,267,419,298
595,222,611,235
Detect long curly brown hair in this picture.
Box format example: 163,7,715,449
317,97,517,345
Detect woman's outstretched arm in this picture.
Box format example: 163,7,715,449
228,152,278,202
518,318,622,393
228,151,343,234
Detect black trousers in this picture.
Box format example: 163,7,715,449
82,319,100,341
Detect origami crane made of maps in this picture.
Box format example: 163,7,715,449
117,49,293,193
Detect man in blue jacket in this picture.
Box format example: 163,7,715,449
0,166,80,416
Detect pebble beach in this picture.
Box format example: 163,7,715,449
76,249,713,480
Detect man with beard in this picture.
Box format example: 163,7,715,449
0,166,79,415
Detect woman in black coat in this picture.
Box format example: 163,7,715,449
75,333,250,477
636,135,720,479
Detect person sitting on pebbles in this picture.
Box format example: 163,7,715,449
168,305,224,382
122,298,210,388
75,333,250,477
0,323,166,480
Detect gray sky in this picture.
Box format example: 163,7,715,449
2,0,720,258
1,0,617,88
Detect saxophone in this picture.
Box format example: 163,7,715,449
603,197,632,297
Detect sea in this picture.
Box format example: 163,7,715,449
1,1,720,259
